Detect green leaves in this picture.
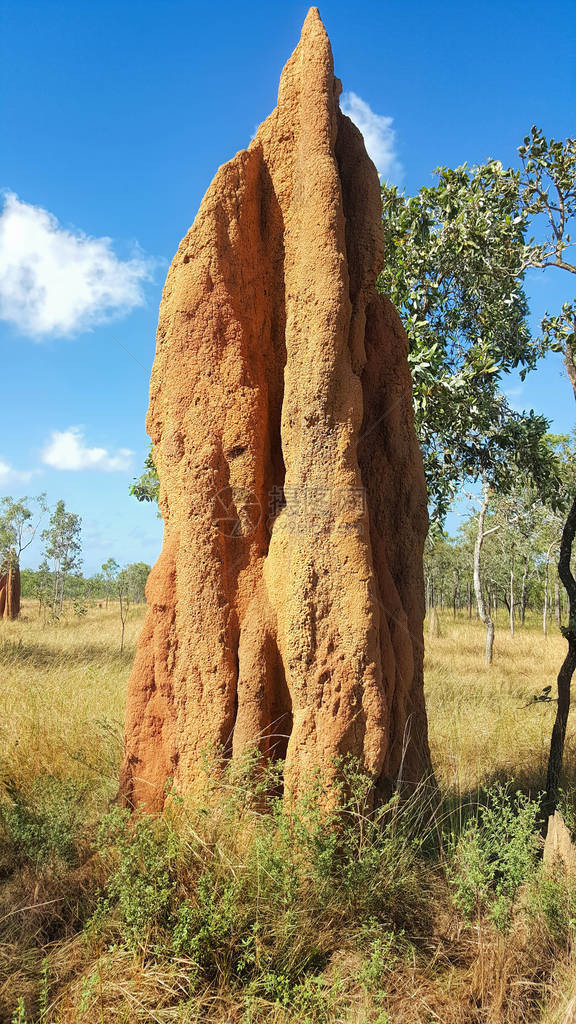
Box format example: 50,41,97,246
449,783,541,931
0,494,47,567
541,301,576,352
380,141,576,519
130,443,160,507
41,499,83,613
519,129,576,382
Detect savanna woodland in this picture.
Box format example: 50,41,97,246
2,9,576,1024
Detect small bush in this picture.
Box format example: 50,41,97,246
10,998,28,1024
173,872,244,979
448,782,541,929
91,756,429,1004
95,805,179,940
0,774,88,868
526,864,576,948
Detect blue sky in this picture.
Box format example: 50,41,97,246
1,0,575,572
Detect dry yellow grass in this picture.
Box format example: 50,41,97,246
0,600,146,799
1,600,576,1024
425,610,572,797
1,601,572,802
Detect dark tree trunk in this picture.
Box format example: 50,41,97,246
545,494,576,816
509,553,515,637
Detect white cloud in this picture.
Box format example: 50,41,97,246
0,458,34,487
0,192,154,338
41,428,133,473
340,92,403,184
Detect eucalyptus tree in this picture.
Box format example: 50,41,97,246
41,500,82,615
101,557,120,608
490,478,556,634
0,495,47,619
470,480,500,663
0,494,47,569
519,128,576,376
380,163,550,522
448,460,559,662
123,561,150,603
116,567,130,653
32,559,53,616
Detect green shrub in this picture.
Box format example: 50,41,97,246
449,782,541,929
95,805,179,940
172,872,244,979
10,998,28,1024
91,755,428,1002
0,774,88,868
526,864,576,948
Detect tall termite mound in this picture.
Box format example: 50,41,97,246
0,562,21,620
120,8,431,809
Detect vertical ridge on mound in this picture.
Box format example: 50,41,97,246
120,7,431,809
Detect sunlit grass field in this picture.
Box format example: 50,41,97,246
426,612,572,796
1,601,569,800
1,601,576,1023
0,601,142,805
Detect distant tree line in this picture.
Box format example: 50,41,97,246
426,500,565,628
426,432,575,638
20,560,150,607
0,494,150,617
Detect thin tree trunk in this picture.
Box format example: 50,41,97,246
51,563,59,614
473,480,496,666
467,581,472,619
485,619,495,665
555,575,562,626
510,562,515,637
119,592,128,653
428,605,440,637
520,559,528,625
545,494,576,816
543,541,556,636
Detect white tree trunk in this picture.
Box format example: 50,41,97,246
473,480,495,666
